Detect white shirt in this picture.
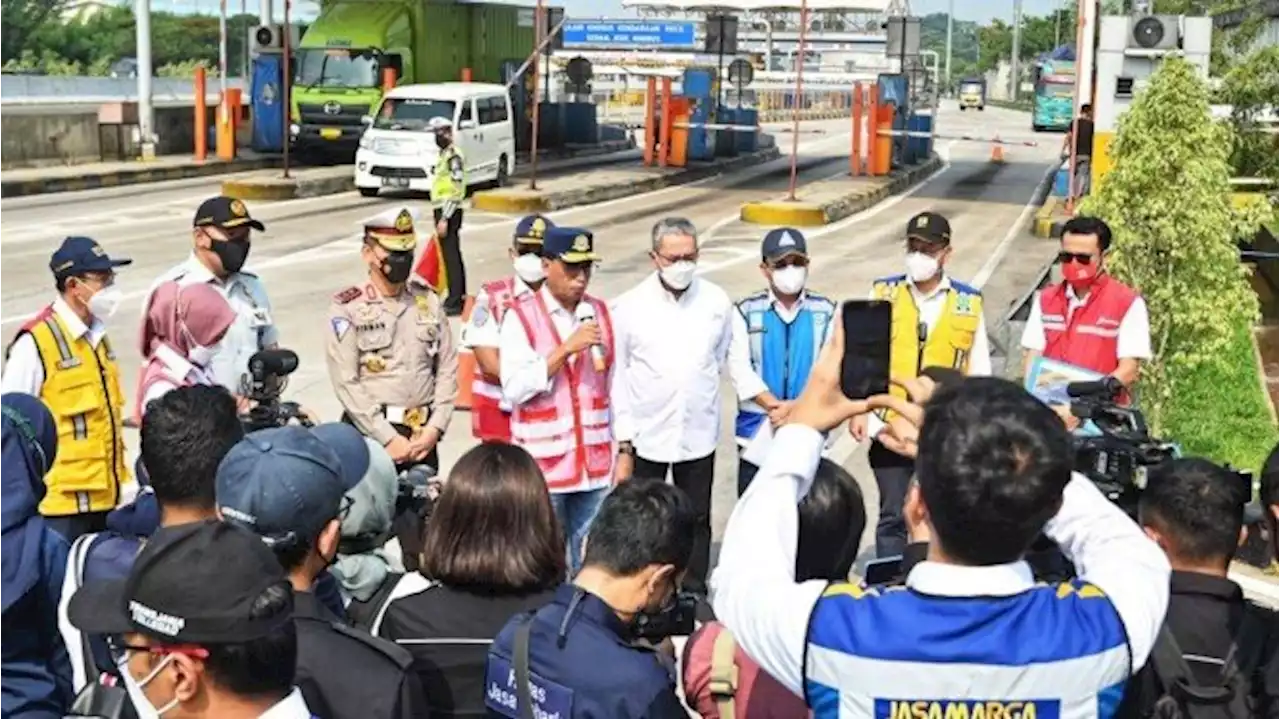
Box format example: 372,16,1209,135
727,289,837,447
1020,284,1152,359
461,276,536,350
140,344,218,408
2,297,109,396
865,275,992,439
610,274,734,463
258,688,314,719
709,424,1172,698
148,254,278,392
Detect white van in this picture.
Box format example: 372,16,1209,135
354,82,516,198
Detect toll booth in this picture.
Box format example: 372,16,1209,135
877,73,909,169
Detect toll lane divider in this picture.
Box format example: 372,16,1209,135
470,145,783,214
739,154,946,227
1,156,277,198
221,140,638,202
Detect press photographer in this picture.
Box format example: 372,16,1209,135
485,480,696,719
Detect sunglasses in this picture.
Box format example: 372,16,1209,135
1057,251,1096,265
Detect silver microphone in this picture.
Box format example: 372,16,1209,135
574,303,607,372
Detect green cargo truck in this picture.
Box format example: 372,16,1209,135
290,1,542,159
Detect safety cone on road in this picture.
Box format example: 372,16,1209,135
990,135,1006,164
455,295,476,411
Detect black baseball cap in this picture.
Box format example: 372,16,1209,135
761,227,808,262
67,520,292,644
193,196,265,232
50,237,132,280
906,211,951,245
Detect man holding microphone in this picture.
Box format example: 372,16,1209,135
499,227,617,574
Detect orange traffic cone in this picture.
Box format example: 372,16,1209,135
990,135,1005,163
455,295,476,411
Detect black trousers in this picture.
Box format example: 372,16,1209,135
433,207,466,314
870,441,915,559
633,451,715,595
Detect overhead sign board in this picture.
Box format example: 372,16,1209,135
561,20,697,49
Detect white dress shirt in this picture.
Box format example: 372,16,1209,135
611,274,734,463
2,297,109,396
709,424,1172,698
148,254,278,392
727,290,837,448
866,275,992,439
258,688,314,719
1020,284,1152,359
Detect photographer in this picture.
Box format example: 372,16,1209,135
1119,458,1278,718
485,480,696,719
712,321,1171,712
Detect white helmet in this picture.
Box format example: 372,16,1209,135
427,116,453,132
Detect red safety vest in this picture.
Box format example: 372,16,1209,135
508,292,615,493
471,277,519,443
1039,275,1138,402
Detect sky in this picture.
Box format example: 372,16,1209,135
556,0,1070,23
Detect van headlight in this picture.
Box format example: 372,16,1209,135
358,134,372,150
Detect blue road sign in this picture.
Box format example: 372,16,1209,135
561,20,697,49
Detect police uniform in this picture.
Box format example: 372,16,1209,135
867,212,991,558
148,196,276,392
429,117,469,316
325,207,459,470
3,237,132,539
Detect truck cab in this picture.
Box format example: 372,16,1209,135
958,78,986,111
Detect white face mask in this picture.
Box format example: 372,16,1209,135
659,261,697,291
187,342,221,369
87,285,123,321
118,653,179,718
771,266,807,296
905,252,940,283
513,253,545,284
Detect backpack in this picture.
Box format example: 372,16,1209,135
345,571,404,632
708,628,740,718
1147,604,1272,719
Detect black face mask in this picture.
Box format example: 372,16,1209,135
211,238,251,274
382,251,414,284
435,134,451,150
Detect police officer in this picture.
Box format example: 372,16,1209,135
148,196,276,398
216,423,429,719
848,212,991,558
461,214,554,442
325,207,459,473
429,116,468,316
3,237,133,540
728,228,836,495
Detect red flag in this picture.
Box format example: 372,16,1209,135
412,233,448,296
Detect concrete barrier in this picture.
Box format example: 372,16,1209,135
739,155,945,226
1,156,276,198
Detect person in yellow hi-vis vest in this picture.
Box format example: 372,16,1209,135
428,116,468,317
2,237,133,541
847,212,991,559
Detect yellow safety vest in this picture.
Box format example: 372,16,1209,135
22,310,129,516
872,276,983,406
431,146,466,206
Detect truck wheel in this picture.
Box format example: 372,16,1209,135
358,187,379,198
495,155,510,188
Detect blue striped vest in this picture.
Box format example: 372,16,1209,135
734,291,835,441
805,581,1131,719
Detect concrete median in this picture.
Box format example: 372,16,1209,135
739,154,945,227
1,156,276,199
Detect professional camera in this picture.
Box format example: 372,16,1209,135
1066,377,1178,518
396,463,440,521
631,591,700,641
241,348,312,432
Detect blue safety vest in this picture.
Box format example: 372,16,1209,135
734,291,835,441
804,581,1131,719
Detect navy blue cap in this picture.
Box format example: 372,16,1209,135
542,227,598,263
761,228,808,261
215,424,370,547
50,237,132,279
514,215,555,246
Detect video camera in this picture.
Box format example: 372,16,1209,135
631,591,700,641
1065,377,1178,518
241,348,312,432
397,463,439,521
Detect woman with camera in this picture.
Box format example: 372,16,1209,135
372,442,565,717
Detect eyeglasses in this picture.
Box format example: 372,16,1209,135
108,637,209,665
1057,251,1095,265
654,251,698,264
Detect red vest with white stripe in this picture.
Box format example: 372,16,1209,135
471,277,519,442
1039,276,1138,400
508,292,615,493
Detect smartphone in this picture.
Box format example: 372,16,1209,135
862,555,905,586
840,300,892,400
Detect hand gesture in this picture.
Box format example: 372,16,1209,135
410,428,440,461
767,401,793,428
864,376,938,460
563,321,602,355
385,435,415,465
788,320,872,432
848,413,868,442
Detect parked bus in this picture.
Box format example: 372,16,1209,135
1031,60,1075,132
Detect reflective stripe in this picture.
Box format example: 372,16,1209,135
1076,325,1120,338
43,317,79,369
76,492,90,513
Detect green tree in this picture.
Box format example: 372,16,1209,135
1079,57,1259,433
2,0,70,62
1218,45,1280,181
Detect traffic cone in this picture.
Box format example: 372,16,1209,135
455,295,476,411
990,135,1005,164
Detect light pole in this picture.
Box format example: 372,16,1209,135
1010,0,1023,101
944,0,953,90
135,0,155,159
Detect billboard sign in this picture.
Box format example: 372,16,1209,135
561,20,698,49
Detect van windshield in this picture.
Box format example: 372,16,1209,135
372,98,456,131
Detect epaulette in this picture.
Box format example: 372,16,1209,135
950,279,981,296
333,286,362,305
